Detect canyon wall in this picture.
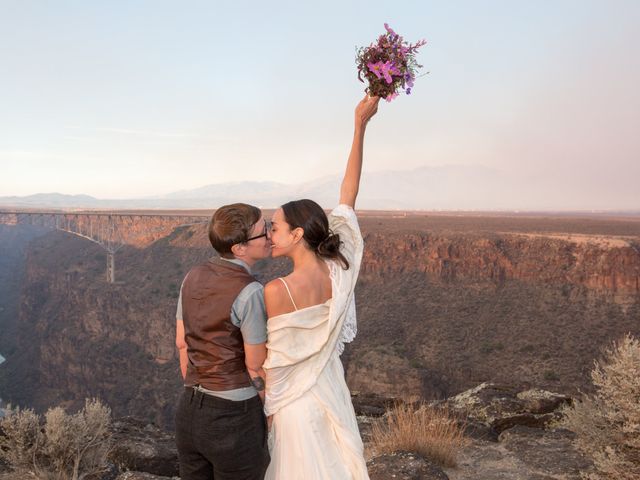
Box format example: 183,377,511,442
0,216,638,428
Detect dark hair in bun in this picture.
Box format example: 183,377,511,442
281,199,350,270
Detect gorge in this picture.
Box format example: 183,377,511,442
0,211,638,431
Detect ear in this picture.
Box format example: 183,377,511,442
230,243,246,258
292,227,304,244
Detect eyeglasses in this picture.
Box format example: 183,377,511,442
245,220,271,242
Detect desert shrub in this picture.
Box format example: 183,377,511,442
409,358,423,369
555,334,640,480
480,341,504,354
0,406,40,469
0,398,112,480
544,369,560,381
370,402,468,467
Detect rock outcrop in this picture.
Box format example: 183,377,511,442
0,384,595,480
361,386,592,479
110,417,179,477
442,383,572,437
446,426,593,480
433,384,593,479
114,473,177,480
368,452,450,480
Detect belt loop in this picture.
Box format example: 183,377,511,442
244,399,248,413
199,392,204,409
189,387,195,404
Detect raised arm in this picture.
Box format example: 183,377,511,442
339,95,380,208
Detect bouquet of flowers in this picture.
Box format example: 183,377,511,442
356,23,427,102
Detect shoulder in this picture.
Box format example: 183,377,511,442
328,204,357,222
328,204,360,235
327,204,363,262
264,278,286,299
182,263,209,283
237,281,264,301
188,260,211,273
264,278,291,317
232,282,264,318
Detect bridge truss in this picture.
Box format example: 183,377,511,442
0,211,207,283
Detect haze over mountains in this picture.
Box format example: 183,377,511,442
3,165,638,211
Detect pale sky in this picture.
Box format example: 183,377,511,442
1,1,639,209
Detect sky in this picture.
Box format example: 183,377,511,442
1,1,639,209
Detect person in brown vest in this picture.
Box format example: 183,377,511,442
174,203,272,480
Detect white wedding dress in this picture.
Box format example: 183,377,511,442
263,204,369,480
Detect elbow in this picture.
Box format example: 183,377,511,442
245,352,267,372
175,337,187,351
244,343,267,372
245,359,265,373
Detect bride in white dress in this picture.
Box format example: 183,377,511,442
262,95,380,479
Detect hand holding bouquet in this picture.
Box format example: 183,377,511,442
356,24,427,102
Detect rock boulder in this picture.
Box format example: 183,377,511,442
109,417,179,477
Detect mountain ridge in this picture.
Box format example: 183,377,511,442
3,164,640,212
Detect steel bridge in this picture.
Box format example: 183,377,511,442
0,210,208,283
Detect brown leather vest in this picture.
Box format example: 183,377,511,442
182,257,255,390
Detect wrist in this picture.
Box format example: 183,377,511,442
354,121,367,134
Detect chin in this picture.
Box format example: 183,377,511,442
270,248,285,258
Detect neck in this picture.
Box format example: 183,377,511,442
241,258,256,268
290,247,321,271
229,255,255,268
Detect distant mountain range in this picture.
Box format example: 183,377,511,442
2,166,639,212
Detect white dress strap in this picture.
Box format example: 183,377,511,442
278,277,298,311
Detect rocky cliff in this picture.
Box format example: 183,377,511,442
0,213,638,428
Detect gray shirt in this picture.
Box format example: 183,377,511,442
176,257,267,401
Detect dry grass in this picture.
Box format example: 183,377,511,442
370,402,469,467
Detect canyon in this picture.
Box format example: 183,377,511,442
0,211,639,431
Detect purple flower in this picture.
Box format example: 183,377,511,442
405,73,414,88
368,61,400,83
367,61,384,79
384,23,397,37
380,61,400,84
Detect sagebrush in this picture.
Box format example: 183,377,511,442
370,402,468,467
0,398,112,480
555,333,640,480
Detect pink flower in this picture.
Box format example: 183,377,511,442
385,92,399,102
367,61,385,80
384,23,397,37
380,61,400,84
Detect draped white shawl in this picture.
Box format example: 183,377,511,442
264,204,363,416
